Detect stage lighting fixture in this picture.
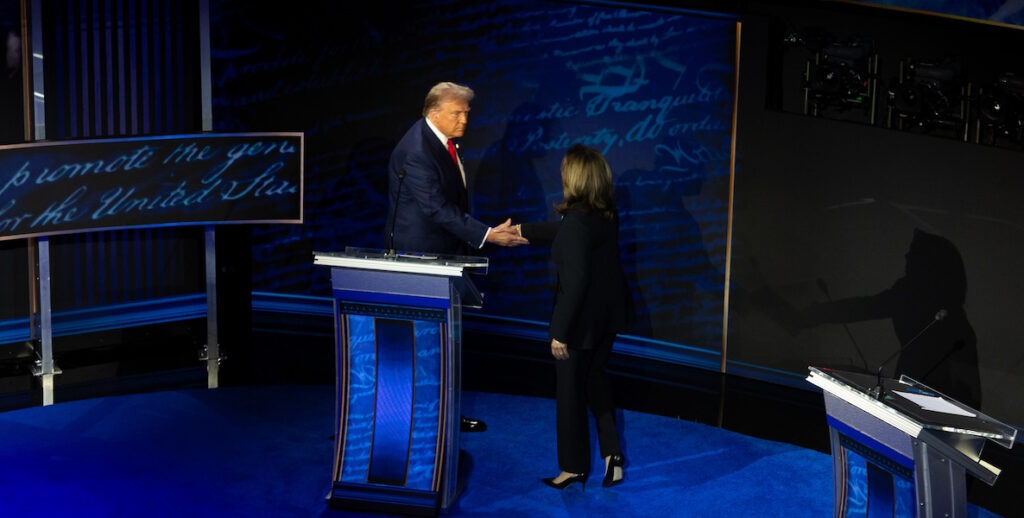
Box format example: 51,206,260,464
886,59,968,139
975,72,1024,147
790,30,878,123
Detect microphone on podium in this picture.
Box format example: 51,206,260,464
386,168,406,257
870,309,947,399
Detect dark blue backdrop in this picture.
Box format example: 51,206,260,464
859,0,1024,26
209,0,738,354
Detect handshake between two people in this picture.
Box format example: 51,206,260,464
486,218,530,247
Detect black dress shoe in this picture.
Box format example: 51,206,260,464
541,472,587,491
603,454,624,487
460,416,487,432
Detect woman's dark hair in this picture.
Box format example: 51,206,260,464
555,144,615,220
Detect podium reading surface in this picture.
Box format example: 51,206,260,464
807,366,1016,517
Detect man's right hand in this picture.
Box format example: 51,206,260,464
487,218,529,247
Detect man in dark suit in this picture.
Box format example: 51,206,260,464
385,82,527,432
386,81,526,256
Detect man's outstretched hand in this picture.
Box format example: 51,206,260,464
487,218,529,247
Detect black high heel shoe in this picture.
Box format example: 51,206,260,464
541,472,587,491
602,454,624,488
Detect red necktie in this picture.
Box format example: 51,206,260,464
447,139,459,168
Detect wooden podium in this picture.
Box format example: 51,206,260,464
314,248,487,516
807,367,1017,517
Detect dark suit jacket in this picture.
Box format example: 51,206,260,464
385,118,489,255
522,208,632,350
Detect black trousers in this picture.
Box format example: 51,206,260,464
555,333,621,474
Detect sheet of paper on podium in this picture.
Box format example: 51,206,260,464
891,391,977,418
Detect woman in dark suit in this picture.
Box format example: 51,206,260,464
520,144,632,491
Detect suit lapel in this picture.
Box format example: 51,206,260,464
419,120,468,205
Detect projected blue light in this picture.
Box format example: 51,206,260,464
211,0,738,361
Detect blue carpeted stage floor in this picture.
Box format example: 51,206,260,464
0,385,1002,517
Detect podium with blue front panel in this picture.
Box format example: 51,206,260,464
807,367,1016,518
314,248,487,516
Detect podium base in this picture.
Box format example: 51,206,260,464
328,483,440,517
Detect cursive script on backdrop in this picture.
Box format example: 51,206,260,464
0,133,303,240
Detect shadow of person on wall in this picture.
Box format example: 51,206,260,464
793,228,982,409
615,139,720,347
472,102,551,228
470,102,554,319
